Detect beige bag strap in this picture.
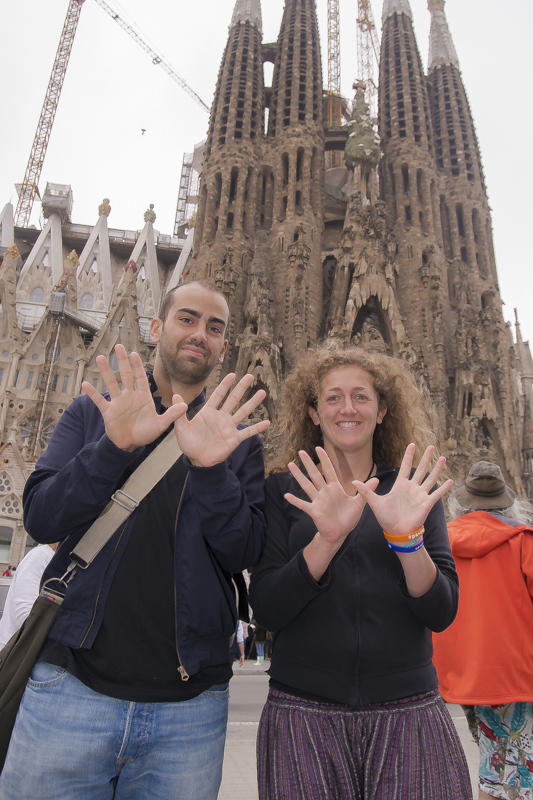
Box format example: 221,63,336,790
68,401,204,572
69,429,183,569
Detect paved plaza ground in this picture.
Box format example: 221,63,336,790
218,663,479,800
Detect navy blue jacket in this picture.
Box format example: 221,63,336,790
23,377,266,678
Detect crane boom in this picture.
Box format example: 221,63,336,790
93,0,209,113
14,0,85,228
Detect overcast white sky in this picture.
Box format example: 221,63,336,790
1,0,532,345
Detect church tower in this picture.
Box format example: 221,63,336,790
267,0,325,366
188,0,265,373
426,0,525,487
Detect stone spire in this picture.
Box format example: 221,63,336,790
428,0,459,71
230,0,262,31
382,0,412,23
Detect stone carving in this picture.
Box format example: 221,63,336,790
98,198,111,218
144,204,157,224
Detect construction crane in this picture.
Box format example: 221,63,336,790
326,0,343,168
14,0,209,230
93,0,209,113
356,0,380,121
14,0,85,228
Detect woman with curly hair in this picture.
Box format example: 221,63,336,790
249,342,472,800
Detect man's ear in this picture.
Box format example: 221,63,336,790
308,406,320,426
377,407,387,424
218,340,229,364
150,317,163,345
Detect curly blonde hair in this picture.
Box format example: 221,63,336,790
269,341,437,474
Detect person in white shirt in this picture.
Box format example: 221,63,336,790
0,544,57,648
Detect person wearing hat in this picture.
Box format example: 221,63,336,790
432,461,533,800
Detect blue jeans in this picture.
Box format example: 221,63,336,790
256,642,264,658
0,662,229,800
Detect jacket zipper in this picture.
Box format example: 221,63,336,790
79,521,129,648
174,473,190,681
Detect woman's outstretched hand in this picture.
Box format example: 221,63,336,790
285,447,379,550
352,443,453,537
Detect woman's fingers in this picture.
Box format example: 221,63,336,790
411,445,436,484
284,493,313,513
397,443,416,481
315,447,339,485
298,450,327,490
351,477,380,501
288,461,319,500
421,455,447,491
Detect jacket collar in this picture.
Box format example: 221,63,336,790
147,371,205,415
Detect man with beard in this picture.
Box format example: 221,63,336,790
0,282,269,800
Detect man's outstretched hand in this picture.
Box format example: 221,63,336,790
82,344,188,452
173,373,270,467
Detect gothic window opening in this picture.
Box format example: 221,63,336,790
461,247,468,264
456,204,465,238
229,168,239,203
282,153,289,187
80,293,94,310
227,213,234,230
296,148,304,182
402,164,410,196
214,173,223,211
26,372,34,390
405,205,412,225
351,298,392,354
29,287,44,303
440,197,453,260
62,376,69,393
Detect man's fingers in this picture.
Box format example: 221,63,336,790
115,345,135,392
231,389,267,425
130,351,151,392
160,402,188,430
236,419,271,440
206,373,237,408
82,381,110,414
221,374,255,414
95,354,122,399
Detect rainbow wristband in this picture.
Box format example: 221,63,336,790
383,526,425,543
387,537,424,554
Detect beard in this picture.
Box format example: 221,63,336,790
158,337,220,387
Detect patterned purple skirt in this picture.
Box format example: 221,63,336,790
257,687,472,800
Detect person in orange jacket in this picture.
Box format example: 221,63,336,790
432,461,533,800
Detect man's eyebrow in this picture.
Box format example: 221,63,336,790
175,308,227,328
175,307,202,319
208,316,227,328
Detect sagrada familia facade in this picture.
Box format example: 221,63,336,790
0,0,531,564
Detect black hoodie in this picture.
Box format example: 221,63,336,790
249,459,458,706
